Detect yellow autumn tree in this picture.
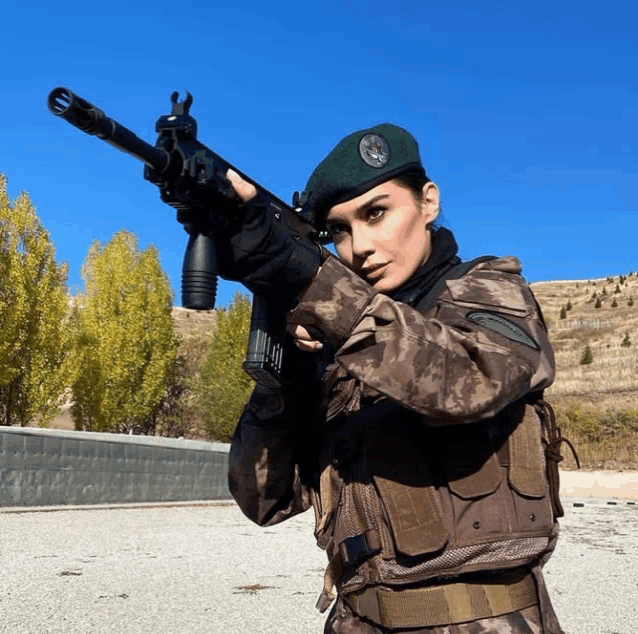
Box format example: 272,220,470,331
71,230,177,433
0,174,73,426
196,292,254,441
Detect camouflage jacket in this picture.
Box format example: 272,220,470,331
228,252,558,607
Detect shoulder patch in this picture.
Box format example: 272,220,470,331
466,310,540,350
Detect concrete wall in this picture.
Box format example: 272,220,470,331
0,427,232,507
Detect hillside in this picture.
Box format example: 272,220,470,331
530,272,638,411
171,306,217,337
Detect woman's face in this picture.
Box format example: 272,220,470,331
325,179,440,293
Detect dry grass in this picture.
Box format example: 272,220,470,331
531,272,638,470
531,272,638,398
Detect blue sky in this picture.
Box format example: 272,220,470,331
2,0,636,308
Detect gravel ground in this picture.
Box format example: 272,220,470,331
1,497,636,634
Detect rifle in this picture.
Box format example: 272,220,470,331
47,87,328,387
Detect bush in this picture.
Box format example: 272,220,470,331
594,297,602,309
621,332,631,348
554,404,603,442
560,306,567,319
552,404,638,470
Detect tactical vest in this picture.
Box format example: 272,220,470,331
312,257,578,629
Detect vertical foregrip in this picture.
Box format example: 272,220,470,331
181,232,218,309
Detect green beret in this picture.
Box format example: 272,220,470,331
299,123,425,229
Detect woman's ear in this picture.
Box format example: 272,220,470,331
421,182,440,225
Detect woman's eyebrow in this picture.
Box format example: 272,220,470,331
357,194,390,214
327,194,390,223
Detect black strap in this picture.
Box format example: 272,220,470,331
414,255,498,313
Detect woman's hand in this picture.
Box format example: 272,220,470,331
286,322,324,352
226,168,257,202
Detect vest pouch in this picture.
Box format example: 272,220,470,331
367,418,449,557
438,424,502,499
508,403,547,498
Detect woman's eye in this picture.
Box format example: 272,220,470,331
328,224,346,236
368,207,386,221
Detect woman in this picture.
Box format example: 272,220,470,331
222,123,569,634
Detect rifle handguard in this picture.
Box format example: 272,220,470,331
48,86,321,387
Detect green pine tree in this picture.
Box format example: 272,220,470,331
71,230,178,433
614,284,621,294
580,345,594,365
629,297,634,307
594,297,602,309
559,306,567,319
602,286,607,295
0,174,74,427
566,300,573,311
620,332,631,348
611,298,618,307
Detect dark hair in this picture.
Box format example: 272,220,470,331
392,167,430,200
393,168,441,231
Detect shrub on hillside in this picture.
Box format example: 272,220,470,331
580,345,593,365
552,404,638,469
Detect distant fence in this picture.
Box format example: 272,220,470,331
0,427,232,507
550,318,619,332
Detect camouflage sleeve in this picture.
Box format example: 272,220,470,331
228,379,316,527
288,254,555,423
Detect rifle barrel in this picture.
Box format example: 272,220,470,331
47,87,168,172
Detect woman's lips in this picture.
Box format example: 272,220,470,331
363,263,388,281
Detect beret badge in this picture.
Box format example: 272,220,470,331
358,133,390,168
